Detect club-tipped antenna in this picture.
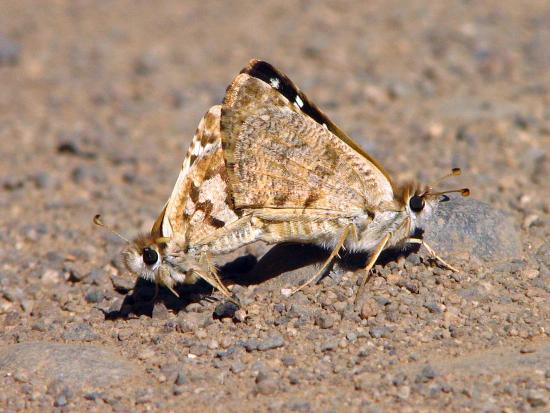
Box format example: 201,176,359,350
429,168,462,188
93,214,130,243
430,188,470,197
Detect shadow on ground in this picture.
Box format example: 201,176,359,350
105,241,422,319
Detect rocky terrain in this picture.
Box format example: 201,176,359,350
1,1,549,412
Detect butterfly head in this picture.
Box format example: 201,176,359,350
400,168,470,225
121,233,164,283
94,215,200,295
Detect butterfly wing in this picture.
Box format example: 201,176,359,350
158,105,239,246
221,60,395,215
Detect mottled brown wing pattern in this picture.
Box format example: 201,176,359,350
241,59,394,186
162,105,239,246
221,70,395,214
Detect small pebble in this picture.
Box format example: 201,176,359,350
41,269,61,285
415,365,437,383
526,389,548,407
62,323,99,342
0,35,20,65
54,395,67,407
207,339,219,350
230,361,246,374
257,335,285,351
214,301,239,318
320,339,339,352
110,275,134,292
234,309,247,322
360,299,379,319
315,314,335,329
175,371,187,386
281,356,296,367
281,288,293,297
85,287,104,303
31,172,56,189
189,345,207,357
369,326,390,339
255,373,278,395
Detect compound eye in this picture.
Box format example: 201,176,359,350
142,247,159,266
409,195,425,212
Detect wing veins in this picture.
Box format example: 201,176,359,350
258,132,369,203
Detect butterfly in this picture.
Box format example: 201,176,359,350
97,105,250,301
220,59,469,301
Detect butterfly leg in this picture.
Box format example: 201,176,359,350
196,253,241,306
354,233,391,305
206,253,232,297
405,238,459,272
156,268,180,298
291,224,354,295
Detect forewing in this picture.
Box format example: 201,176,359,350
159,105,239,245
242,59,393,184
222,62,395,213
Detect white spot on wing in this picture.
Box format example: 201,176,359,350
190,209,205,226
295,95,304,108
199,175,238,223
191,140,202,156
270,77,280,89
162,216,173,238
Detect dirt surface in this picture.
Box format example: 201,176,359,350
1,1,549,412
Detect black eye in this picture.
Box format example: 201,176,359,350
142,247,158,266
409,195,425,212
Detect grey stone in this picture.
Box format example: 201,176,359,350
369,326,390,339
0,35,20,66
175,371,187,385
415,365,437,383
54,395,68,407
315,314,335,329
243,339,260,352
255,371,278,395
281,356,296,367
230,361,246,374
257,335,285,351
134,52,160,76
320,339,338,352
526,389,547,407
0,343,141,391
31,171,56,189
189,345,208,357
423,302,443,314
420,197,522,263
64,263,87,282
85,287,104,303
62,323,99,341
374,296,391,306
2,175,24,191
177,312,211,332
110,275,134,293
214,301,239,318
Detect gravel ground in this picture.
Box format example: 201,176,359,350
1,1,549,412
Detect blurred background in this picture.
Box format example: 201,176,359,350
2,1,549,236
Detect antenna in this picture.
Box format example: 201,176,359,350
430,188,470,197
424,168,469,198
429,168,462,188
93,214,130,243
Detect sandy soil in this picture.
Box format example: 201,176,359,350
1,1,549,412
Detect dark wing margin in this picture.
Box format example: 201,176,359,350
241,59,394,186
